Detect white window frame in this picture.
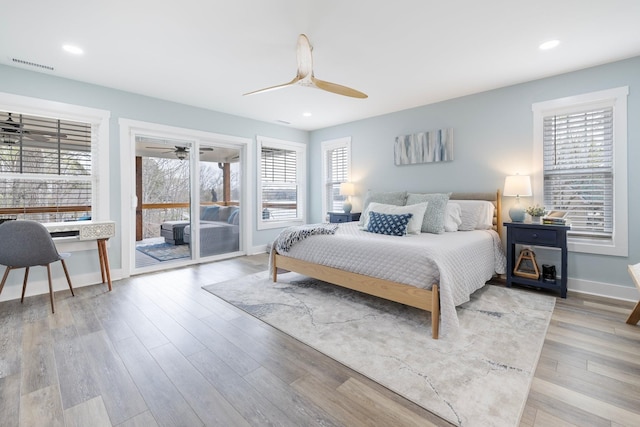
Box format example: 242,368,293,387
532,86,628,256
0,92,111,222
321,137,351,220
257,135,306,230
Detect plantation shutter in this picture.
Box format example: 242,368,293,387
260,146,298,220
325,145,348,212
542,107,613,238
0,111,93,222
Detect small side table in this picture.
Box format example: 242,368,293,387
329,212,361,223
504,221,569,298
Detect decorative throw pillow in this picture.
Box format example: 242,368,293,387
456,200,496,230
217,206,233,222
444,202,462,232
227,209,239,224
406,193,451,234
363,201,428,234
201,206,220,221
358,190,408,227
367,212,412,236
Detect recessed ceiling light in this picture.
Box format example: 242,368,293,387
63,44,84,55
539,40,560,50
302,112,312,117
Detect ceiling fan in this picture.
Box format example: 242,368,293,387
145,145,214,160
243,34,368,99
1,113,67,144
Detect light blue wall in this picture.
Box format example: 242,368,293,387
2,55,638,293
0,64,308,277
309,56,640,291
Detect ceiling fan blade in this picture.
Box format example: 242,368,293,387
26,129,68,139
244,33,367,99
243,76,300,96
296,34,313,78
311,77,368,99
24,134,49,142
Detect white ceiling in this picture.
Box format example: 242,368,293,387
1,1,639,131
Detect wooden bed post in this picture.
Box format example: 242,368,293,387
271,249,278,282
496,188,502,241
431,285,439,339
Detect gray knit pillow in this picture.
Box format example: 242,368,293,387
358,191,408,226
406,193,451,234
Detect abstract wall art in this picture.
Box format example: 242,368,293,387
394,128,453,165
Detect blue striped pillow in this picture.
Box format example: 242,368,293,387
367,211,413,236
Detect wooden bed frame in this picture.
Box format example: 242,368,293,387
271,190,502,339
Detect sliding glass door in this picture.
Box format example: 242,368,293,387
132,134,243,271
197,147,241,258
134,137,193,268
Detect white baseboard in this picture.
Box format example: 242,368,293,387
0,268,124,303
247,244,269,255
3,260,636,305
568,277,639,302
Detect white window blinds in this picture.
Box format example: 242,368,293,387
325,145,348,212
543,107,613,237
0,111,93,222
260,146,298,220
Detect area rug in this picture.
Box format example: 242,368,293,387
136,242,190,261
203,271,555,427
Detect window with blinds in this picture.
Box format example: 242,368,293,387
534,87,628,256
543,107,613,238
257,136,305,228
0,111,93,222
324,143,349,212
260,146,298,221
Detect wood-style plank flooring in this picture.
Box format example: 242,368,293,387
1,254,639,426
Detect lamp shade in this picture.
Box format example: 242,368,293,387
339,182,355,196
503,175,532,197
339,182,355,213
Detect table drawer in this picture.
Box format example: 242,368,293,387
513,228,558,245
329,212,360,223
331,214,349,223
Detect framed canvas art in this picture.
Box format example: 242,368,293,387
394,128,453,166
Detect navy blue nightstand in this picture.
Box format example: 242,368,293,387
504,222,569,298
329,212,361,223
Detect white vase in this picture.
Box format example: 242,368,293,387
531,216,542,223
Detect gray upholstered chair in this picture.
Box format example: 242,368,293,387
0,220,74,313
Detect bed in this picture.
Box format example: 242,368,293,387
271,190,506,339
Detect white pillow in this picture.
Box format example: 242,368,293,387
455,200,495,230
444,202,462,232
363,202,428,234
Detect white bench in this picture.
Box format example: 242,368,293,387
626,263,640,325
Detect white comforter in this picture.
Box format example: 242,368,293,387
277,222,506,336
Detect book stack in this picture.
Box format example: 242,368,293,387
542,211,569,226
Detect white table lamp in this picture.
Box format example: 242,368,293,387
339,182,355,213
504,175,532,222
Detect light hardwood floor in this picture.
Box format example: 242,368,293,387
1,254,638,426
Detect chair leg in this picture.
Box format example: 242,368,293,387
46,264,55,314
21,267,30,303
60,259,74,297
0,267,11,296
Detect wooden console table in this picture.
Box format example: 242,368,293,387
45,220,116,291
